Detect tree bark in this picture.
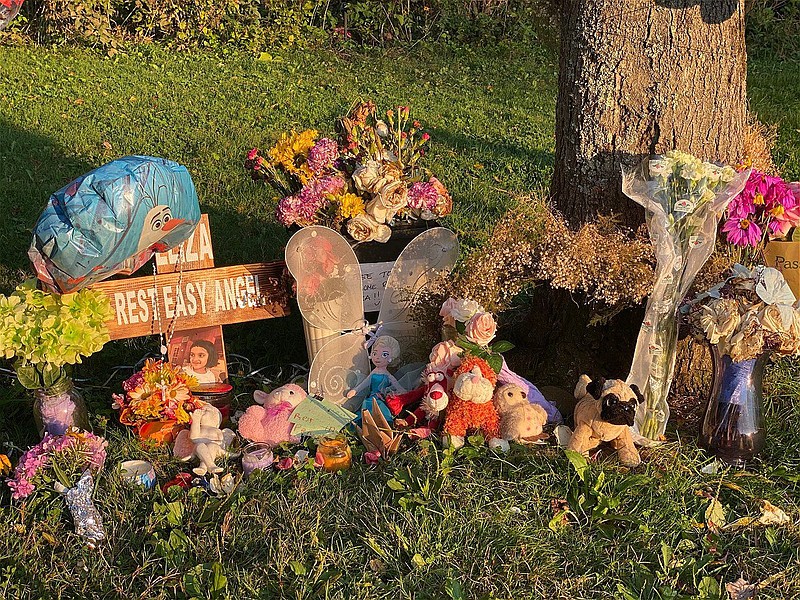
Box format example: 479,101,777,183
552,0,747,227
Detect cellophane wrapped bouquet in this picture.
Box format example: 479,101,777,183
623,151,750,440
245,101,452,243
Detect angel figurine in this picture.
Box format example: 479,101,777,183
346,335,405,424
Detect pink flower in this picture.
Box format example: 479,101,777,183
306,138,339,174
722,217,762,247
422,133,430,141
314,451,325,468
727,196,754,219
465,312,497,346
407,182,438,211
247,148,259,161
276,456,295,470
364,451,381,465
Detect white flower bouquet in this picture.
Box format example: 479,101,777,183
622,151,750,440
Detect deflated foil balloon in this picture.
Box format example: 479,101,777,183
0,0,23,31
29,156,201,293
55,471,106,548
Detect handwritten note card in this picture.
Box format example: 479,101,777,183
361,261,395,312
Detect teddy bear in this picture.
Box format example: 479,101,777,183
567,374,645,467
237,383,306,446
173,404,236,476
442,356,507,451
492,383,549,444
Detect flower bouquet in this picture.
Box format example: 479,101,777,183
245,101,452,243
7,429,108,545
721,169,800,265
112,359,205,445
623,151,750,440
686,265,800,465
0,282,112,436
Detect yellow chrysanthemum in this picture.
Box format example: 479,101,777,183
335,193,366,219
0,454,10,477
268,129,318,184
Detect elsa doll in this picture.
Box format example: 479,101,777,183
346,335,405,424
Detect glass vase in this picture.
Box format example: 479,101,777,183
33,378,90,438
698,346,767,469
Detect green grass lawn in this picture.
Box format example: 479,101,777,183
1,44,800,599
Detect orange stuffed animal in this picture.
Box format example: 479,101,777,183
443,356,507,451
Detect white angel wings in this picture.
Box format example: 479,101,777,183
285,226,458,409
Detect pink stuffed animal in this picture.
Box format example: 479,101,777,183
237,384,306,446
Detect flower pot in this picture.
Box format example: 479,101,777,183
136,420,184,445
698,346,767,469
33,379,90,438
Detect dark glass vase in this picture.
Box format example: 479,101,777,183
698,346,767,469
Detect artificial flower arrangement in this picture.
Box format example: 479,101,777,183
7,428,108,545
686,264,800,362
622,151,750,440
112,359,205,444
245,101,452,243
7,429,107,501
0,282,112,390
439,297,513,373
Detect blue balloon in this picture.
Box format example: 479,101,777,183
29,156,201,293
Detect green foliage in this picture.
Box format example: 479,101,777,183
0,284,113,389
5,0,553,51
747,0,800,59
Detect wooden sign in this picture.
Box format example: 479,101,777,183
156,214,215,273
90,262,290,340
157,215,229,384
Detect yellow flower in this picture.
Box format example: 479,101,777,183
0,454,10,477
268,129,318,184
335,193,366,219
754,193,765,206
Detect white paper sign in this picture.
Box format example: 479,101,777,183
361,261,395,312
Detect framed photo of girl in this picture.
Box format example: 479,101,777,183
168,326,228,384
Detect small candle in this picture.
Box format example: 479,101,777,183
241,443,274,477
316,435,352,472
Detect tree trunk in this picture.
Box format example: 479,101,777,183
552,0,747,227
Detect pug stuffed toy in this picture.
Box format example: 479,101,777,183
567,375,645,466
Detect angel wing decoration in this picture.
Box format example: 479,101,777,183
285,226,458,410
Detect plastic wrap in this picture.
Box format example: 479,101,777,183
623,155,750,440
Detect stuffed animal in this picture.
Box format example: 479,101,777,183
567,375,645,467
237,384,306,446
492,383,549,444
173,404,236,476
443,356,507,451
386,367,450,432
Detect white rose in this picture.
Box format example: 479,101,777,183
346,213,386,243
450,298,484,323
439,298,459,328
352,161,382,193
367,179,408,224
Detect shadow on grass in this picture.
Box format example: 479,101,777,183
0,118,95,293
429,127,554,171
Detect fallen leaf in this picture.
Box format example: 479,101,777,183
759,500,791,526
725,577,756,600
705,498,727,532
102,141,113,150
724,516,757,531
73,98,84,105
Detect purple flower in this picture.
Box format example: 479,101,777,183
407,182,438,211
722,217,762,247
306,138,339,175
277,176,346,227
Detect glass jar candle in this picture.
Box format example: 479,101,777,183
192,383,234,426
316,435,352,472
241,443,274,477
